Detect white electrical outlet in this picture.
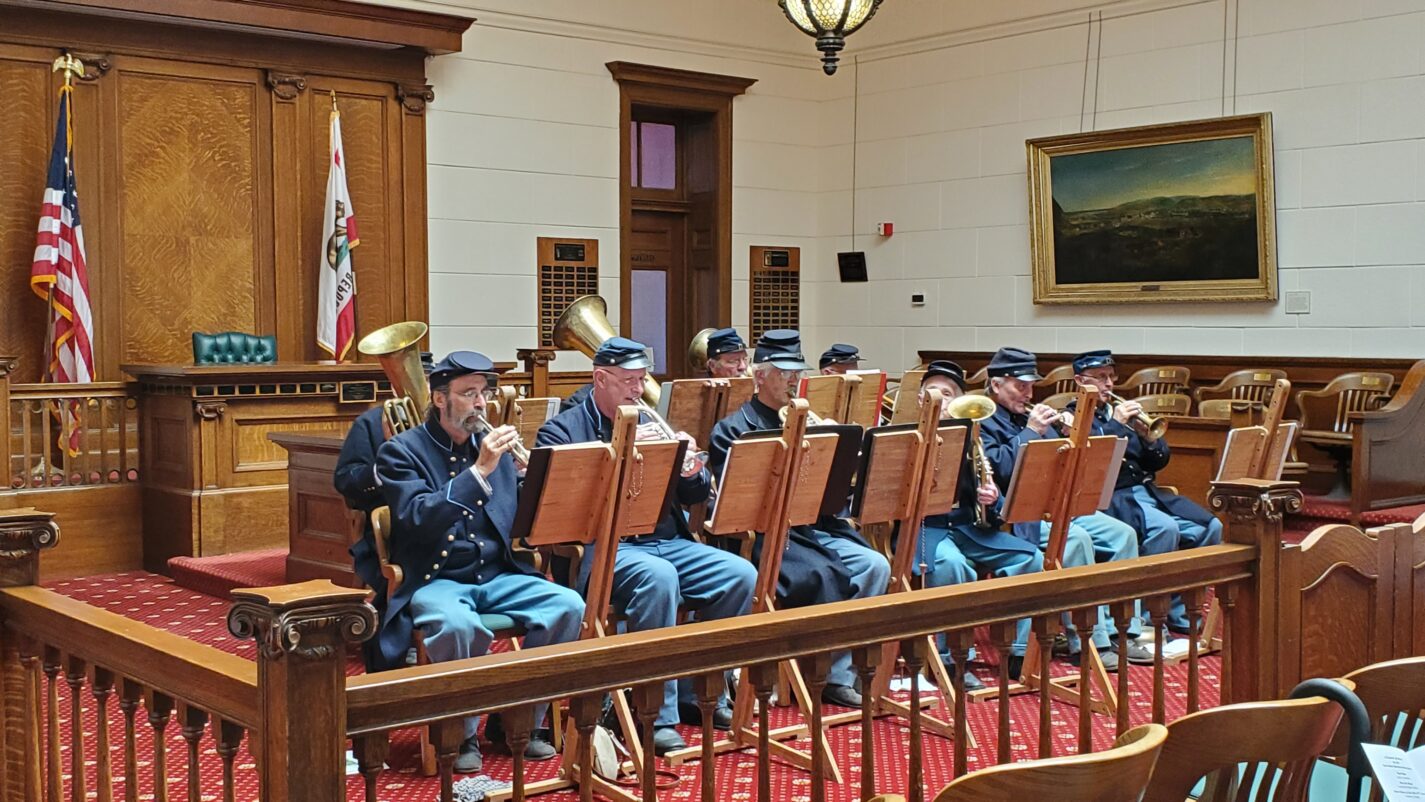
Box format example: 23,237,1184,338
1285,290,1311,314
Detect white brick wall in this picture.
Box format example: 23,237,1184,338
806,0,1425,369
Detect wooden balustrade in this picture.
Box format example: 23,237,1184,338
5,382,140,491
0,480,1311,802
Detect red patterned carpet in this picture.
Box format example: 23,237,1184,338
43,571,1219,801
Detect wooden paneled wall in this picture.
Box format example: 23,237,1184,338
0,1,468,383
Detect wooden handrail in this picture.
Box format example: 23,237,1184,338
0,586,259,729
346,544,1255,734
10,382,134,397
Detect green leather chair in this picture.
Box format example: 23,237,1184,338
192,332,277,364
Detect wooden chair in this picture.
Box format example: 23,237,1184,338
1327,656,1425,801
1120,366,1191,398
1296,372,1394,499
1040,391,1076,412
1034,364,1077,399
1141,692,1349,802
869,723,1167,802
371,505,533,776
1135,392,1192,417
964,366,988,390
1195,368,1288,407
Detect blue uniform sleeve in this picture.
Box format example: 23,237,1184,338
980,420,1045,489
334,412,385,512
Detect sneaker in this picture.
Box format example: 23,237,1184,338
652,726,686,756
1125,640,1155,665
454,736,483,774
821,683,863,708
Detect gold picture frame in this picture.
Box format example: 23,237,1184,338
1027,113,1276,305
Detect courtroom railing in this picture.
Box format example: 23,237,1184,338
340,480,1300,802
0,480,1305,802
6,382,140,490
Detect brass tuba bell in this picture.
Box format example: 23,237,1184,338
552,295,662,406
688,327,715,374
358,321,429,435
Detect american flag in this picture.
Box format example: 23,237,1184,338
30,82,95,455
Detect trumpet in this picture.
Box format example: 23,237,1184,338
1103,390,1168,441
473,412,530,467
635,401,708,475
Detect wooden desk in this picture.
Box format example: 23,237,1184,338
269,432,364,588
1154,416,1232,510
124,362,384,571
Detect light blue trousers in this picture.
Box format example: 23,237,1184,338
411,573,586,739
1040,511,1139,650
1130,485,1224,630
610,538,757,726
923,525,1043,659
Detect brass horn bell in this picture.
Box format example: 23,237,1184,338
357,320,430,435
688,327,715,374
552,295,662,406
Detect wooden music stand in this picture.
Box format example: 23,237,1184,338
665,400,846,781
844,389,974,743
1186,378,1295,659
845,369,888,427
799,374,849,422
656,378,724,449
890,369,927,425
1002,389,1126,716
490,407,685,802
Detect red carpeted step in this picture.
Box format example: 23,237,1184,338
167,547,290,599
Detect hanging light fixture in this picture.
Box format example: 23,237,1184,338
779,0,883,75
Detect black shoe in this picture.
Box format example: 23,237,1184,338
822,683,862,708
483,712,504,745
652,726,686,756
678,702,733,731
1006,656,1024,679
1051,633,1071,657
454,736,483,774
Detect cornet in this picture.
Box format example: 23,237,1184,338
635,401,708,475
1102,390,1168,441
473,412,530,468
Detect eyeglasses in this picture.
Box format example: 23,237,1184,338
450,388,498,401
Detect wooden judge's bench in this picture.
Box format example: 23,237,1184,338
125,363,385,573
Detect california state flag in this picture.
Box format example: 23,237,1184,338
317,103,358,360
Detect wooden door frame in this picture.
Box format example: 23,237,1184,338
607,62,755,352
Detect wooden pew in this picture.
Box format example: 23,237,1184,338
1348,360,1425,522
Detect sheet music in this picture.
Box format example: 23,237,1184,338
1363,742,1425,801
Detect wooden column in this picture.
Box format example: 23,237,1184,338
227,580,375,802
1208,478,1302,703
518,349,556,397
0,508,60,801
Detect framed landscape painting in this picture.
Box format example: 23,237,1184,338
1027,113,1276,305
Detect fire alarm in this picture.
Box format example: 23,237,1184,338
876,222,894,236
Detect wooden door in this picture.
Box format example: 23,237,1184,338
627,210,686,382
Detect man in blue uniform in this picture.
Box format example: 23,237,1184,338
819,343,861,375
704,327,750,379
916,360,1043,685
377,351,586,773
978,347,1139,670
536,337,757,755
333,353,433,671
708,330,890,708
1071,350,1223,637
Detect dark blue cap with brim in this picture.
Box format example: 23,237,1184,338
707,328,747,358
754,329,810,371
985,347,1042,381
593,336,655,370
429,350,498,389
1072,350,1115,374
819,343,861,369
